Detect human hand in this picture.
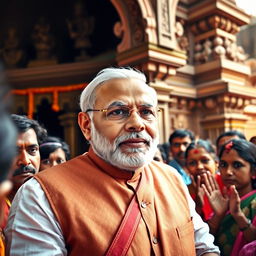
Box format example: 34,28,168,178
229,185,242,217
201,172,229,216
193,175,205,208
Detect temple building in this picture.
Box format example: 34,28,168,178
1,0,255,156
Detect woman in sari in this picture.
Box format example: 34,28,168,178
185,139,223,221
202,139,256,256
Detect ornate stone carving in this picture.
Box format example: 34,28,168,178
157,0,179,48
161,0,171,38
193,36,247,64
190,11,248,64
204,97,217,109
175,20,189,51
29,17,57,67
192,15,240,35
0,27,24,68
217,95,250,110
126,0,145,46
67,1,95,61
213,37,226,60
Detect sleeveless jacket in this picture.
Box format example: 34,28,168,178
35,148,195,256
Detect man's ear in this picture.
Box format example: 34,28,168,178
78,112,92,141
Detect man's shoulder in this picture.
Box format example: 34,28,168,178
59,153,90,168
36,153,90,178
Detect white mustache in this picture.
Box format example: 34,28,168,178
115,132,152,148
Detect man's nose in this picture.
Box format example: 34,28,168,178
125,111,145,132
180,144,187,152
17,151,31,166
52,161,58,167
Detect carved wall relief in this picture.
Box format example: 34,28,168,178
29,17,57,66
67,1,95,61
175,19,189,51
0,27,24,68
191,14,248,64
127,0,145,46
157,0,179,48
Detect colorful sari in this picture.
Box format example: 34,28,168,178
215,190,256,256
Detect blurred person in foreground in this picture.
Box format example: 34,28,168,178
0,65,17,255
6,67,219,255
39,136,71,171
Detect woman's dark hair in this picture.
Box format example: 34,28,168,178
216,130,246,148
185,139,217,160
40,136,71,161
219,139,256,188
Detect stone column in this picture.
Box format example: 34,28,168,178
59,112,80,158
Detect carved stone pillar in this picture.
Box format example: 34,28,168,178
189,1,250,65
59,112,80,158
111,0,187,81
199,95,251,142
186,0,255,139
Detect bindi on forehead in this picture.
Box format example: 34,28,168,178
191,149,200,154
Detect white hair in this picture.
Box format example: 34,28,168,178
79,67,155,112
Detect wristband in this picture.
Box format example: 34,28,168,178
239,218,251,231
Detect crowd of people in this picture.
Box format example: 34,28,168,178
159,129,256,255
0,66,255,255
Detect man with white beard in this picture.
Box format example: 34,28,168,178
5,67,220,256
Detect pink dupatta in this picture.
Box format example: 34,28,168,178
231,190,256,256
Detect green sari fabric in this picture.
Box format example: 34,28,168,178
215,190,256,256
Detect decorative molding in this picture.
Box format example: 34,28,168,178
116,43,187,81
157,0,179,49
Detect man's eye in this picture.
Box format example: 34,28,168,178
57,159,65,164
233,161,243,169
107,108,128,117
140,108,154,116
42,159,50,165
29,147,38,155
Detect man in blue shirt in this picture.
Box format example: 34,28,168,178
168,129,195,185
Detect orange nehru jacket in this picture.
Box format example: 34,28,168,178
35,148,195,256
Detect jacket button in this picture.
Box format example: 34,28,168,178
141,202,147,208
153,237,158,244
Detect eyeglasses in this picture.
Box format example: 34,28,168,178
86,105,161,121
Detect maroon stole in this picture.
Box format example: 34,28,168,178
105,173,145,256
